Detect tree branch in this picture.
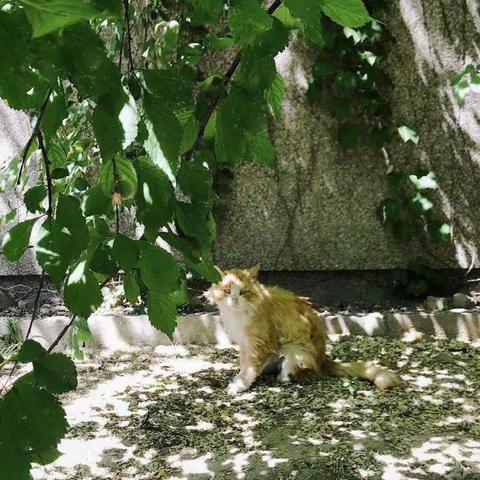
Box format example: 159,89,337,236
37,131,53,216
16,88,53,185
183,0,283,162
123,0,135,73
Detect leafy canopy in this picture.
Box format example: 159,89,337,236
0,0,370,476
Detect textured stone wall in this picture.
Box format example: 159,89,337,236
2,0,480,275
214,0,480,270
0,102,41,275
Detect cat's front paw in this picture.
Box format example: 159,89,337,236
226,377,249,395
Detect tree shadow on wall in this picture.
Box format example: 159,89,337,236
391,0,480,270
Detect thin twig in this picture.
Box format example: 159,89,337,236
183,0,282,161
118,27,125,70
25,271,45,339
37,131,53,216
123,0,135,73
16,88,53,185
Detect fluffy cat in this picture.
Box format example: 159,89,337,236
206,265,399,395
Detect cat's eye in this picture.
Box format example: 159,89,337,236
240,289,248,295
224,288,231,294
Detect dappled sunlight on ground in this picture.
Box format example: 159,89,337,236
30,338,480,479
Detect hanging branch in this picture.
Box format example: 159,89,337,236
37,131,53,216
183,0,282,162
0,129,54,395
16,88,53,185
123,0,135,73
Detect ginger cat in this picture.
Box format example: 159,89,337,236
206,265,399,395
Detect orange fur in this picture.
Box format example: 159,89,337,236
206,266,399,394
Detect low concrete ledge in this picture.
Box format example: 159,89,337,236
2,308,479,353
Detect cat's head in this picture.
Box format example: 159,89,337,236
205,265,265,311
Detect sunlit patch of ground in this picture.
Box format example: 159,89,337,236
30,338,480,480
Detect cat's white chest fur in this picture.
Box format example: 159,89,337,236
219,305,252,347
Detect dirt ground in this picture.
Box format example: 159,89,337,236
27,338,480,480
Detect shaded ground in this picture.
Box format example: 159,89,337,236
28,338,480,480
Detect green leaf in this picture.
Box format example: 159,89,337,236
189,0,223,24
178,161,212,202
112,235,139,271
48,144,69,179
32,446,62,465
205,34,235,50
56,194,89,256
398,125,419,144
24,185,47,214
1,218,37,261
90,242,117,275
429,222,451,242
409,172,437,190
41,92,67,147
273,5,303,29
147,293,177,339
143,92,182,179
143,67,196,112
99,157,138,199
93,87,139,160
36,218,73,283
228,0,272,46
138,244,180,296
134,156,175,231
16,339,46,363
236,18,288,93
33,353,77,394
123,271,140,304
83,184,112,217
60,23,121,100
215,87,267,164
409,193,433,216
284,0,324,45
339,123,358,149
176,202,215,249
179,112,200,155
0,447,30,480
19,0,112,38
266,73,285,120
186,252,221,282
64,260,103,318
321,0,371,28
159,232,201,262
0,382,68,452
248,130,275,167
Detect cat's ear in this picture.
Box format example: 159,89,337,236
247,264,260,278
214,265,225,278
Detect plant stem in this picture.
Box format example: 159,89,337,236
16,88,52,185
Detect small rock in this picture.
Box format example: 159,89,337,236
425,296,446,312
452,292,474,309
0,287,15,311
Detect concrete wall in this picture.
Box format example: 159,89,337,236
214,0,480,270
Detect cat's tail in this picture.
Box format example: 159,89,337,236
322,357,400,390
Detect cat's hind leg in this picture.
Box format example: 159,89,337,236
278,344,319,383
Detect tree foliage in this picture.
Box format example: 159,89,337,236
0,0,371,475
